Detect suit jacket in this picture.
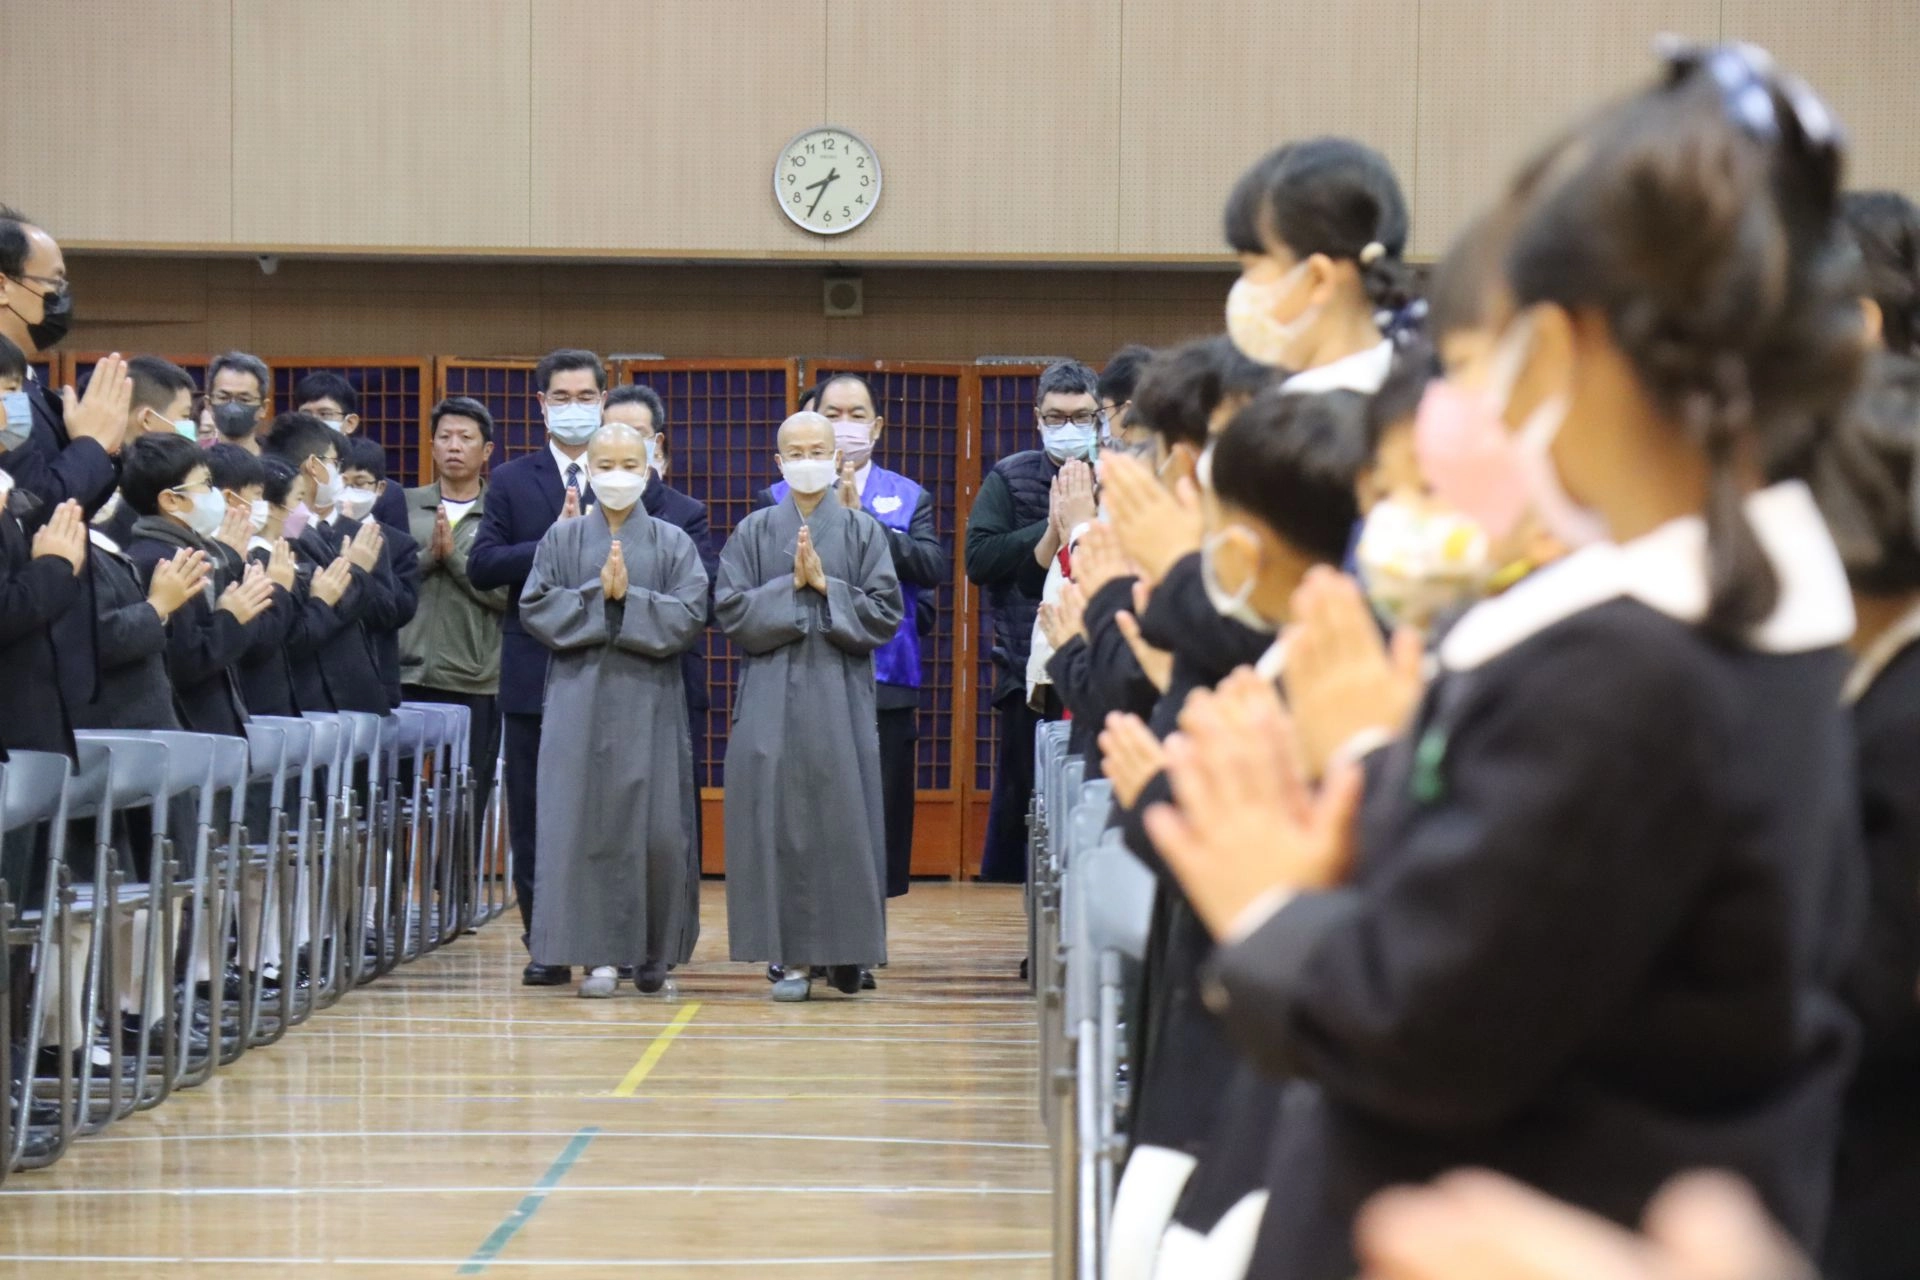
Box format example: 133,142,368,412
124,516,253,738
288,522,389,714
351,509,421,707
62,533,178,731
468,446,577,717
0,495,83,758
0,379,118,518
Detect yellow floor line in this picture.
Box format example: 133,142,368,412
611,1002,702,1097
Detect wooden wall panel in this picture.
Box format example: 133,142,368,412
1721,0,1920,196
823,0,1123,257
0,0,231,245
1410,0,1719,258
530,0,825,255
1117,0,1419,258
231,0,532,248
63,255,1231,365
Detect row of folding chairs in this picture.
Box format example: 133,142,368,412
1028,725,1157,1280
0,701,509,1176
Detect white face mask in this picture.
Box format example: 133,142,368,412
547,403,602,446
177,487,227,538
1199,528,1278,634
781,456,837,496
248,498,271,534
1225,261,1315,369
1041,422,1098,464
312,462,343,509
337,487,377,522
1354,498,1493,633
589,468,647,511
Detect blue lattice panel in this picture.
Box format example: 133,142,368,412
274,362,427,486
973,370,1044,794
436,361,545,468
815,366,961,792
624,363,793,790
69,354,210,403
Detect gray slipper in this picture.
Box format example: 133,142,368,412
770,973,812,1002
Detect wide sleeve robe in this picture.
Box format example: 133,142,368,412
715,490,904,969
520,507,709,968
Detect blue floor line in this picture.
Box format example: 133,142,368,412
456,1125,601,1275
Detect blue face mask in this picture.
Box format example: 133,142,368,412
1,390,31,451
1042,422,1097,463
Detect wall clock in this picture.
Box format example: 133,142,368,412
774,126,882,236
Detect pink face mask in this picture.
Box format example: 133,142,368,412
282,502,312,539
1412,380,1532,542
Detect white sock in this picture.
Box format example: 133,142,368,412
590,966,617,978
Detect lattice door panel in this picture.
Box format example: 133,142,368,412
273,360,430,487
435,359,546,467
66,353,212,403
973,367,1046,795
618,360,797,789
809,363,964,793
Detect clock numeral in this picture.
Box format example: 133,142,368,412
856,156,866,168
791,192,801,205
855,195,865,205
823,137,836,150
823,210,833,224
804,142,816,154
785,173,797,185
859,174,870,187
842,206,852,219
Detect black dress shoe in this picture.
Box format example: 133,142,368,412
860,969,877,991
635,962,668,995
521,961,571,986
766,964,783,983
826,964,862,996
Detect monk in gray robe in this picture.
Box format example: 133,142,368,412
717,411,905,1002
520,422,710,998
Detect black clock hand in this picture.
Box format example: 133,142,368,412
806,168,841,218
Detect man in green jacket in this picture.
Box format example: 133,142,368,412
400,396,509,822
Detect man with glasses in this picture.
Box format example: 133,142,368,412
1098,343,1156,454
0,205,123,516
294,370,410,528
963,358,1102,884
206,350,271,455
469,348,609,985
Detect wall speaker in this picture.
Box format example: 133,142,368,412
823,275,864,318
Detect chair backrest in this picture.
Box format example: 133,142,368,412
0,751,72,834
1084,831,1155,962
72,733,178,812
134,730,220,799
65,741,120,821
244,722,288,790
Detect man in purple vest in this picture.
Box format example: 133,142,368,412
760,375,947,964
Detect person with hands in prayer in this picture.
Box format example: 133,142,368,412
0,491,88,758
717,411,903,1003
519,421,708,1000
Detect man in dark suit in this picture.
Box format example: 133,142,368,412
468,348,609,985
0,208,124,516
600,384,717,782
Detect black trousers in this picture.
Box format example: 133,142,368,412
878,706,916,898
979,692,1057,884
401,686,502,833
502,711,542,937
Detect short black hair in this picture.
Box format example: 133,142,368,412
206,441,266,493
1035,359,1100,405
535,348,606,393
1842,190,1920,358
127,355,198,416
605,384,668,429
1130,335,1272,450
120,433,207,517
259,411,339,467
1428,210,1512,343
1813,352,1920,594
811,373,877,416
292,370,359,415
260,455,301,508
796,384,819,412
1363,342,1439,458
0,205,36,280
431,395,494,443
0,334,25,383
342,434,388,482
1223,137,1415,314
1098,344,1154,406
1211,387,1368,564
207,351,270,397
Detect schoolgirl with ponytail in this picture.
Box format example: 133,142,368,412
1144,42,1869,1280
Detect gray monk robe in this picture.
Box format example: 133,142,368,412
716,490,905,969
520,508,710,968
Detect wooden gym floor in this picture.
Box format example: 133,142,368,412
0,883,1049,1276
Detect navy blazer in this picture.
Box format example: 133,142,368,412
0,497,82,759
468,447,572,717
0,379,118,517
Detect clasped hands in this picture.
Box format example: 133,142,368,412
791,526,827,594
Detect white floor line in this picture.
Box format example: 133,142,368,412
81,1128,1049,1151
0,1183,1049,1199
0,1251,1051,1269
304,1030,1040,1045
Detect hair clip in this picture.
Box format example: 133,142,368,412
1652,35,1842,155
1359,241,1387,265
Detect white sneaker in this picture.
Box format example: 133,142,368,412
578,966,618,999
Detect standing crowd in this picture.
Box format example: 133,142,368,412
4,34,1920,1279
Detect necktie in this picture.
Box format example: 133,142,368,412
565,463,582,504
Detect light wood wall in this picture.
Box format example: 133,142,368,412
58,255,1234,363
6,1,1917,263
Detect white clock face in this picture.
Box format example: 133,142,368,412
774,127,881,236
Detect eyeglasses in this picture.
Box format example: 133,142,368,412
7,272,67,296
542,391,604,407
209,392,263,408
1038,411,1103,429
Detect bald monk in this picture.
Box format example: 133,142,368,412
520,421,710,998
716,412,905,1002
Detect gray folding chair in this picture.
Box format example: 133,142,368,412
334,711,384,987
298,713,350,1010
238,722,291,1048
2,750,72,1171
186,734,251,1081
1085,828,1155,1257
252,716,322,1029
